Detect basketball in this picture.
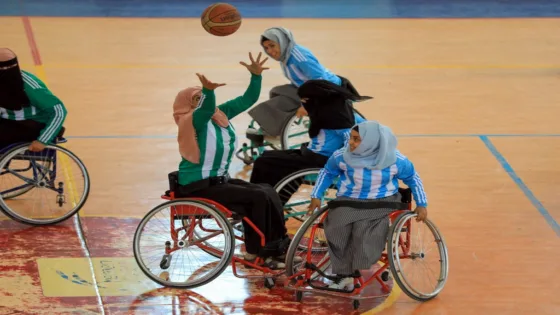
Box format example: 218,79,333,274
201,3,242,36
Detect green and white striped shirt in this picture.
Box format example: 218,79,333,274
0,70,67,144
178,73,262,185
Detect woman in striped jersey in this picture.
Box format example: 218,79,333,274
173,52,291,268
259,27,367,123
308,120,428,291
0,48,67,152
249,79,371,196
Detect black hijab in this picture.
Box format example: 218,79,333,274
297,76,372,138
0,55,30,111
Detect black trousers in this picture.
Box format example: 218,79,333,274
179,178,288,255
250,146,329,204
0,119,45,150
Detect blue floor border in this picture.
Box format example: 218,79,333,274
479,136,560,237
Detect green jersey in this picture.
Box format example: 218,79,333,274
0,70,67,144
178,73,262,185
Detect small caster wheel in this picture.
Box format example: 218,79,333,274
296,291,303,302
264,277,275,289
353,300,360,310
381,271,390,281
159,254,172,269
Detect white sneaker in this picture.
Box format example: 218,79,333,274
328,277,354,291
244,253,258,261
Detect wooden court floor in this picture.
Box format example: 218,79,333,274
1,16,560,314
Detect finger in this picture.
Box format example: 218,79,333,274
249,52,255,64
260,56,269,65
239,61,248,67
261,67,270,70
256,52,262,62
217,83,227,87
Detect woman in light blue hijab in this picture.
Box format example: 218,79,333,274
308,120,429,291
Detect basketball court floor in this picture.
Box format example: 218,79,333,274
1,1,560,314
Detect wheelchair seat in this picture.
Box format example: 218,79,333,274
165,171,243,221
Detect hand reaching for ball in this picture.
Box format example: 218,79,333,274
196,73,226,90
240,52,269,75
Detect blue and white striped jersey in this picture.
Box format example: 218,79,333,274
308,128,351,157
281,44,341,87
308,114,366,157
311,149,428,207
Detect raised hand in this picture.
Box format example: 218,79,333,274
240,52,270,75
196,73,226,90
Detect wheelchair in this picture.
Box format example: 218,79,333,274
282,187,449,310
132,171,310,290
0,127,91,225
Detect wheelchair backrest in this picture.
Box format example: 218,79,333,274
168,171,179,192
398,187,412,204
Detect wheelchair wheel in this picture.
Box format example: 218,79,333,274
133,199,235,289
0,143,90,225
280,114,310,150
285,205,331,281
387,211,449,302
1,183,34,200
274,168,339,222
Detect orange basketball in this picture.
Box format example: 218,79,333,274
201,3,242,36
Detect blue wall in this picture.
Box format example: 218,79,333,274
1,0,559,18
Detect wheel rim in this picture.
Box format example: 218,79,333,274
133,200,234,288
389,213,448,299
0,144,90,225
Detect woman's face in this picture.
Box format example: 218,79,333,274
191,92,201,106
348,129,362,152
262,40,281,61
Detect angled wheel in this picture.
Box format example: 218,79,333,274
133,199,235,289
0,143,90,225
274,168,338,222
387,211,449,301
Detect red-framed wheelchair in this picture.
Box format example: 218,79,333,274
282,187,449,310
132,172,307,289
0,127,91,225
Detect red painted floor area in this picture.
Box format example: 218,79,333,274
0,216,393,314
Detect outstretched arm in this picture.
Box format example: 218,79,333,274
218,52,269,120
191,88,217,129
191,73,225,129
217,74,262,119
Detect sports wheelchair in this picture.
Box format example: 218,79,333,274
132,171,310,290
0,127,90,225
282,186,449,310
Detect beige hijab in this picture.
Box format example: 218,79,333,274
173,86,229,164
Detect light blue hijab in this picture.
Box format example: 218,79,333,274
343,120,398,170
260,27,296,63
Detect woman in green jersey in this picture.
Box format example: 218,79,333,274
0,48,67,152
172,52,291,268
